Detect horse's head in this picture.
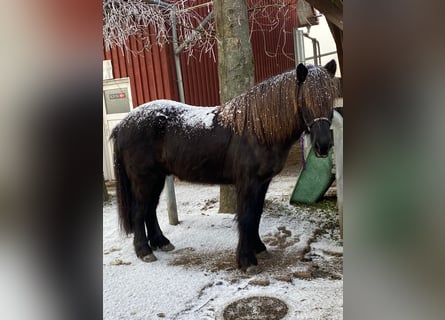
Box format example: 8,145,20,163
297,60,337,158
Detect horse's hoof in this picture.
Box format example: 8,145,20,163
246,265,262,275
160,243,175,252
256,251,271,259
141,254,157,262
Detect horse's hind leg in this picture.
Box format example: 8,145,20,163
147,214,175,252
132,199,157,262
131,173,172,262
144,174,174,252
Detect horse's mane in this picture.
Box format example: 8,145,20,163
217,65,336,145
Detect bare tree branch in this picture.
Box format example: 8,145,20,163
103,0,216,55
103,0,299,58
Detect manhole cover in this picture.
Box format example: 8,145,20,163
223,296,288,320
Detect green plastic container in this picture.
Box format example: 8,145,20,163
290,147,335,204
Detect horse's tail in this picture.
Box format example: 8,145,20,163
110,127,133,235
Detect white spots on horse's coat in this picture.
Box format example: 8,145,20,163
124,99,217,132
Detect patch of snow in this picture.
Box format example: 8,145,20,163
103,174,343,319
125,100,217,132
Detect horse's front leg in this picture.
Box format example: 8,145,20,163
236,180,270,272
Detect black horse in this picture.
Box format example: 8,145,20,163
111,60,337,272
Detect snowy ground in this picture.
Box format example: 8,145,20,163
103,168,343,320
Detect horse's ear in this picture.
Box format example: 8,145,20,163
324,59,336,77
297,63,308,83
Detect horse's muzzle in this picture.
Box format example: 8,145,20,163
314,141,331,158
314,150,329,158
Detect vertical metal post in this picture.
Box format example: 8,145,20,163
316,40,322,65
164,8,181,226
294,29,306,65
332,110,343,238
312,38,318,65
165,175,178,225
303,33,321,66
165,6,214,225
172,9,185,102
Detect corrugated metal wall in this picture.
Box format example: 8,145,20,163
179,52,220,106
103,31,179,108
103,1,298,108
178,0,220,107
249,0,298,82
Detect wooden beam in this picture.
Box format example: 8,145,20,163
303,0,343,31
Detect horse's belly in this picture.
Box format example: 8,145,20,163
169,158,231,184
161,143,232,184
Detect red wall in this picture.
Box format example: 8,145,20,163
103,1,298,108
249,0,298,82
102,30,179,107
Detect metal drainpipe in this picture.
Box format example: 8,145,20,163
168,6,214,225
165,7,181,226
148,0,180,225
171,9,185,102
149,1,213,225
148,1,184,100
294,29,306,65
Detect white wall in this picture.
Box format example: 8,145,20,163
303,15,341,77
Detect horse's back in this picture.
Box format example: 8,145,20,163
113,100,235,183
